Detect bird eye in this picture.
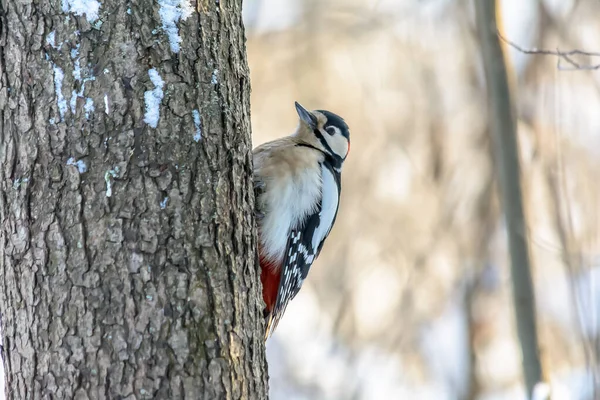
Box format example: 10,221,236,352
325,126,337,136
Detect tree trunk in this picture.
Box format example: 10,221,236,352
0,0,268,399
474,0,543,396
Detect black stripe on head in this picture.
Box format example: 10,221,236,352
312,129,343,170
297,139,343,171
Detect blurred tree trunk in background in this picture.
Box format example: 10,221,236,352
474,0,543,396
0,0,268,399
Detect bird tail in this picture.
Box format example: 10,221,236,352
264,312,274,341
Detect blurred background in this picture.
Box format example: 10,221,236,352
243,0,600,399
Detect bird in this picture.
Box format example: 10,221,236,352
253,101,350,339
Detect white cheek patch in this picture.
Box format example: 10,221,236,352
321,130,349,160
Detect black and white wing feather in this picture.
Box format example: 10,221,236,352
266,164,341,337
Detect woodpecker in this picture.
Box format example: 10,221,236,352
253,101,350,339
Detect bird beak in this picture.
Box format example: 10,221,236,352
295,101,317,129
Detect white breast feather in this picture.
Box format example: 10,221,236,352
260,166,322,263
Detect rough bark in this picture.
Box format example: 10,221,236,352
474,0,543,396
0,0,268,399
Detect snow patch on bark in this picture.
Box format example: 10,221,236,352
62,0,101,23
158,0,193,53
104,169,118,197
46,31,62,49
192,109,202,142
69,43,96,117
67,157,88,173
84,98,94,119
71,44,82,81
104,94,109,115
46,31,56,47
160,197,169,209
143,69,164,128
53,66,68,120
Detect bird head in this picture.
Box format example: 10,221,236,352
294,101,350,168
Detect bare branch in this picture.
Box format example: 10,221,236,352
497,31,600,70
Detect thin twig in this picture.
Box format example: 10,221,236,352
497,31,600,70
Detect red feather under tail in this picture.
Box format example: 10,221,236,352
259,250,282,339
260,253,281,314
